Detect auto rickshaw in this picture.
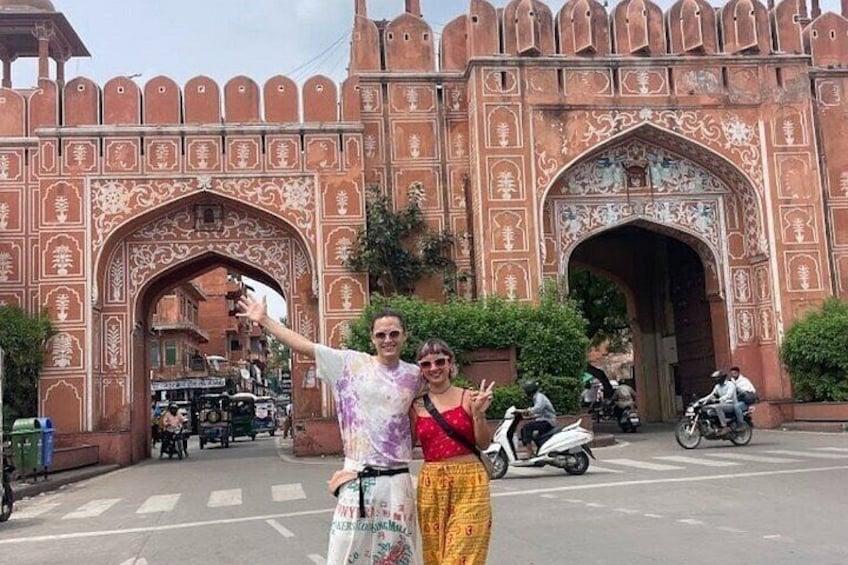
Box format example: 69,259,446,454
230,392,257,441
254,396,277,436
196,394,231,449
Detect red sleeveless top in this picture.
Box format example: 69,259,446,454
416,393,476,462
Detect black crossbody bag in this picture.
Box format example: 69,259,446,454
423,394,496,479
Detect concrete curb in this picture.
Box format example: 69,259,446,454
591,432,617,448
12,464,121,500
778,422,848,433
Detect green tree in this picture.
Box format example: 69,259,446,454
345,184,457,296
567,268,630,350
0,306,54,430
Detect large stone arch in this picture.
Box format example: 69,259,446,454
90,195,319,463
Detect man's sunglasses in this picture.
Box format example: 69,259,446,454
373,330,402,340
418,357,449,369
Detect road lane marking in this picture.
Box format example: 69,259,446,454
0,507,336,545
613,508,640,514
585,502,605,508
587,465,624,474
718,526,747,533
271,484,306,502
207,489,242,508
603,458,685,471
118,559,148,565
814,447,848,453
540,494,558,499
308,555,326,565
265,519,295,538
489,464,848,498
643,513,663,519
62,499,121,520
703,452,799,464
764,449,848,459
136,494,180,514
655,456,740,467
10,502,61,520
677,518,706,525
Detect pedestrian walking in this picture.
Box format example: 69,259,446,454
412,339,494,565
237,296,423,564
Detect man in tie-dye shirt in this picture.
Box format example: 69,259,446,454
238,295,422,565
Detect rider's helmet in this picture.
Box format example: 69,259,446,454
710,370,727,383
168,403,179,415
521,380,539,397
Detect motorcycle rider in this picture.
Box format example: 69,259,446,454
729,366,757,426
611,378,637,422
699,370,737,434
517,380,557,455
160,403,186,454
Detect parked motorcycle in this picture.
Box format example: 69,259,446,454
1,448,13,522
159,426,187,460
590,400,641,433
675,400,753,449
484,406,595,479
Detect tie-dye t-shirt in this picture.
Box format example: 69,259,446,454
315,345,422,470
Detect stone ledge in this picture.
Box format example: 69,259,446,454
779,421,848,433
12,464,120,500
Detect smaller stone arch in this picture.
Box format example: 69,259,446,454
224,76,260,123
503,0,555,56
28,79,58,132
0,87,26,136
384,12,435,72
804,12,848,68
264,75,299,122
612,0,665,54
468,0,500,57
720,0,771,54
302,75,338,122
441,15,468,71
667,0,718,54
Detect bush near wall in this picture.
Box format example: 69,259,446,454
344,291,588,418
781,299,848,402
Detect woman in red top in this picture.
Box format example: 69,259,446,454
412,339,495,565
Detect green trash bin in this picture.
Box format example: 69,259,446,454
11,418,43,479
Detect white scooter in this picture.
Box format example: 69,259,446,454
483,406,595,479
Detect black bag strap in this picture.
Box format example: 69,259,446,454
423,394,481,457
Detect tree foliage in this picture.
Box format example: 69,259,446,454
567,268,630,350
782,299,848,402
344,285,588,417
0,306,54,430
344,184,457,296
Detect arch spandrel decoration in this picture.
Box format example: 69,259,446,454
90,175,318,287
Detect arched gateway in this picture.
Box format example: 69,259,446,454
3,0,848,462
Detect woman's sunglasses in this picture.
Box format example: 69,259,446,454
418,357,449,369
373,330,402,341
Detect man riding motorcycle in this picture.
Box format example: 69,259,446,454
611,379,637,421
729,366,757,426
698,370,738,435
517,380,557,455
160,403,187,457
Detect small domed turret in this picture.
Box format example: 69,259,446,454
0,0,56,11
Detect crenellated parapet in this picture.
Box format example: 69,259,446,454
0,73,361,137
348,0,848,74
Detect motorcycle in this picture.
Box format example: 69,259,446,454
159,426,187,460
675,400,753,449
590,400,641,433
1,448,13,522
483,406,595,479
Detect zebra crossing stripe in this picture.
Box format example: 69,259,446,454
655,456,740,467
702,452,799,464
62,499,121,520
207,489,242,508
307,555,326,565
271,484,306,502
266,519,295,538
586,465,624,474
764,449,848,459
11,502,61,520
136,494,181,514
603,458,684,471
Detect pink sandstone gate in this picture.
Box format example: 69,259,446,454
2,0,848,462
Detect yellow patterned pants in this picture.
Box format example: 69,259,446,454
417,460,492,565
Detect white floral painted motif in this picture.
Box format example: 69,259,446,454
275,142,290,168
110,256,124,302
72,144,87,167
738,311,754,342
408,134,422,158
52,333,73,368
722,116,754,147
733,270,751,302
154,143,170,169
636,70,650,95
55,293,70,321
52,245,73,275
294,247,309,280
453,133,466,158
93,180,130,215
790,217,806,243
497,122,511,147
364,135,377,159
0,154,9,179
782,120,796,145
459,233,471,258
106,322,121,368
502,226,516,251
0,202,8,229
336,190,349,216
0,251,11,282
361,87,377,112
55,195,69,223
505,274,518,300
335,237,352,263
340,283,353,311
760,310,773,341
450,89,462,112
405,87,419,111
195,143,210,168
797,264,811,290
496,171,518,200
236,143,250,169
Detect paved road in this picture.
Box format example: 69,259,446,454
2,425,848,564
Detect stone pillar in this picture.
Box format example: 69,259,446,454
56,57,66,88
405,0,421,17
810,0,821,18
1,59,11,89
33,23,54,80
354,0,367,17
